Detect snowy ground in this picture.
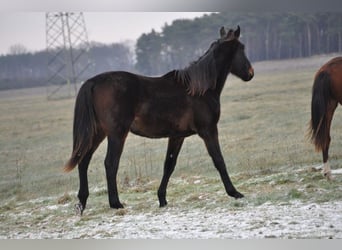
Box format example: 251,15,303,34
2,200,342,239
1,166,342,239
1,193,342,239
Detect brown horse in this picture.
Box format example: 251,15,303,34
309,56,342,180
64,26,254,215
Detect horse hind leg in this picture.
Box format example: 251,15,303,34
322,144,334,181
76,152,93,216
76,133,105,215
104,132,129,209
322,100,338,181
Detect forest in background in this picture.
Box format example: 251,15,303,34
0,12,341,90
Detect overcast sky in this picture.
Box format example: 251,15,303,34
0,12,210,55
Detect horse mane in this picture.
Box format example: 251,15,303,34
173,41,219,96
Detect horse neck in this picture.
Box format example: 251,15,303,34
213,60,232,96
212,42,238,96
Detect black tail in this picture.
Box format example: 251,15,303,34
64,80,98,172
309,71,331,152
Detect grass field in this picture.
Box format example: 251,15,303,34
1,54,342,238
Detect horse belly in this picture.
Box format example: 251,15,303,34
130,111,194,138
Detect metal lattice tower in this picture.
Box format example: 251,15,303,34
46,12,92,99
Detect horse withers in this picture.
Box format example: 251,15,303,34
309,56,342,180
64,26,254,215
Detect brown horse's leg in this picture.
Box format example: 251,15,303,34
104,133,127,209
199,127,243,199
158,137,185,207
76,152,93,215
322,100,338,180
76,133,105,215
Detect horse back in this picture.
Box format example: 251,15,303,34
87,71,197,138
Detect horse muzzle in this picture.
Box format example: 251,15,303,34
241,66,254,81
248,67,254,80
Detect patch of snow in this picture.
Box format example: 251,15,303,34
2,200,342,239
332,169,342,175
46,205,60,210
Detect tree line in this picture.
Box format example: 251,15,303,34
0,12,341,90
0,42,135,90
136,12,342,75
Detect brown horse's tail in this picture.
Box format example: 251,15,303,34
64,80,98,172
309,71,331,152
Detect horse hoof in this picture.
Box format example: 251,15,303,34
235,192,244,199
324,172,334,181
230,191,244,199
159,200,168,207
75,203,84,216
110,203,124,209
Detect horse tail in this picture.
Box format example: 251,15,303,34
309,71,331,152
64,80,98,172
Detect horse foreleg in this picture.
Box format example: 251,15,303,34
200,128,243,199
158,137,184,207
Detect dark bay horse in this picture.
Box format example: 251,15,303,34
64,26,254,214
309,56,342,180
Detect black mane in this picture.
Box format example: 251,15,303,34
172,41,219,96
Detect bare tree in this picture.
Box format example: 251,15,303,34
8,44,28,55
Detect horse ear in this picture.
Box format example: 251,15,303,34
220,27,227,38
234,25,240,38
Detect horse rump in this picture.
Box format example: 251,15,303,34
309,71,331,152
64,80,98,172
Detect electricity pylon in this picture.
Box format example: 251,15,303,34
46,12,92,100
